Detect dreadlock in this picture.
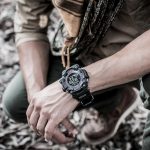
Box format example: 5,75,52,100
72,0,124,57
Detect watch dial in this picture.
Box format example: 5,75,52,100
67,73,81,86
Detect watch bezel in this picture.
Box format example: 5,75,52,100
59,65,89,93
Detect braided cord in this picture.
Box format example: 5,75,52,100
72,0,124,56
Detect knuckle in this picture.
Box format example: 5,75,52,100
41,110,49,117
45,130,50,135
50,114,57,122
49,119,57,127
45,128,53,136
59,139,66,144
35,103,41,111
29,120,36,127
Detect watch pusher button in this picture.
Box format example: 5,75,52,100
62,70,66,76
59,78,63,84
59,79,62,84
59,77,66,84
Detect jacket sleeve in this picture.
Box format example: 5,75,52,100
14,0,53,46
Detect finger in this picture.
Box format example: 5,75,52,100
52,128,74,144
37,113,48,136
29,108,40,133
62,118,77,138
26,104,34,125
44,119,56,141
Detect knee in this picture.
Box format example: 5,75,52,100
2,85,28,123
2,88,20,122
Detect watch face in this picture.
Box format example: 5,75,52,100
60,66,89,92
65,68,85,92
67,73,81,86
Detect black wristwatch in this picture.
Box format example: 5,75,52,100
59,64,94,106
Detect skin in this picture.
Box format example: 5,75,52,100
18,29,150,144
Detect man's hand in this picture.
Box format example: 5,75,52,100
26,81,79,144
18,41,79,143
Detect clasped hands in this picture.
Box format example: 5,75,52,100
26,81,79,144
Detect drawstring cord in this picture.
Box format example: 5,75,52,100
61,37,76,69
61,45,71,69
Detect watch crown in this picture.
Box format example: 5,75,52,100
59,78,63,84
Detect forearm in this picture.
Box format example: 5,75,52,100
17,41,50,102
86,30,150,93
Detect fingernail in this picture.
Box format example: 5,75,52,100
45,139,48,142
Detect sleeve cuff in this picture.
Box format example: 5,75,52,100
15,32,49,47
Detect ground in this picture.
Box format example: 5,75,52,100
0,1,149,150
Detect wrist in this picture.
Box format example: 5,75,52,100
57,81,80,105
61,88,80,108
27,84,45,103
59,64,94,106
84,64,105,93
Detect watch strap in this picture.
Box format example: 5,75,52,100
72,88,94,106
